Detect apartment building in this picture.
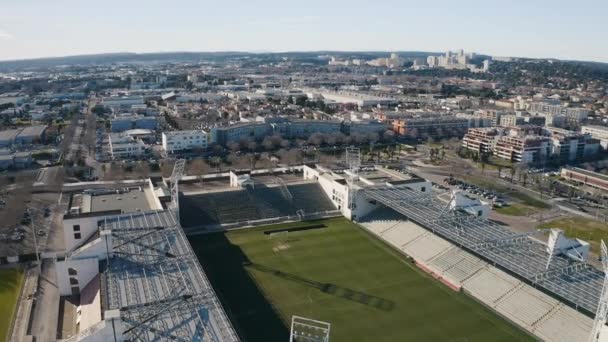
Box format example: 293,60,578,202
494,135,551,163
162,130,209,153
499,114,546,127
462,126,599,164
392,116,471,139
582,125,608,149
550,129,600,163
462,127,502,155
530,101,590,125
108,133,146,159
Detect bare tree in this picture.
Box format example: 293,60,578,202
228,141,240,153
160,160,176,178
262,136,275,151
227,153,249,169
134,161,150,179
188,159,209,183
209,156,222,172
247,140,257,152
308,133,324,146
383,130,395,142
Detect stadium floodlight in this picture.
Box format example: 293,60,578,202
290,316,330,342
170,159,186,222
588,240,608,342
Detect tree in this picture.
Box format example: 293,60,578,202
209,156,222,172
248,153,261,170
509,167,516,183
228,141,240,153
383,130,395,142
134,161,150,179
308,133,324,146
262,136,276,151
189,159,209,183
247,140,257,152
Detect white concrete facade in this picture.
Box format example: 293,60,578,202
162,130,208,153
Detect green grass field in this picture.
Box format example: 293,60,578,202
495,203,537,216
190,218,532,342
538,216,608,254
0,268,25,342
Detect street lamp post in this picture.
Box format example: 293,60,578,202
27,208,42,275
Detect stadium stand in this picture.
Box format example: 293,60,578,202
359,209,594,342
402,234,453,262
429,248,486,284
180,182,336,228
464,267,521,305
535,304,593,342
495,286,557,328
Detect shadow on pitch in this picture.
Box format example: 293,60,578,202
188,233,289,342
245,262,395,311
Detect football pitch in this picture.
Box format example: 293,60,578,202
190,217,533,342
0,267,25,342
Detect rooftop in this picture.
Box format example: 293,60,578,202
101,210,238,341
69,188,159,216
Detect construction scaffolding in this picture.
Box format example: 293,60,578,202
363,185,604,315
102,210,239,342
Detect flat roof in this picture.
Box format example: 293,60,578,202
0,129,22,141
70,188,157,216
90,190,153,213
567,167,608,182
17,125,46,138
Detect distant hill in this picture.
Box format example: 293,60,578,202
0,51,605,73
0,51,442,71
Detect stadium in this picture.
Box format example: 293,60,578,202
51,156,608,342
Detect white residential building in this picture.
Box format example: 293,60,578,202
582,125,608,149
108,133,146,159
162,130,208,153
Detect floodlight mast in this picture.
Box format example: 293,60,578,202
345,147,360,210
170,159,186,222
589,240,608,342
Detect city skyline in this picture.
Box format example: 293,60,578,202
1,0,607,63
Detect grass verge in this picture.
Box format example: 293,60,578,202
537,217,608,254
0,267,25,342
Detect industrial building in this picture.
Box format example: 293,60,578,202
560,167,608,192
111,114,157,132
102,96,145,109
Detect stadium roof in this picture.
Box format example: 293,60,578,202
101,210,239,342
364,185,604,315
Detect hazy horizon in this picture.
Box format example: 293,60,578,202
1,0,607,63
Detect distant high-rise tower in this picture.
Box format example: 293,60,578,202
483,59,491,72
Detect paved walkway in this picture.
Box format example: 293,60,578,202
10,267,37,342
29,259,60,342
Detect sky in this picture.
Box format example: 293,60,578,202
0,0,607,62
